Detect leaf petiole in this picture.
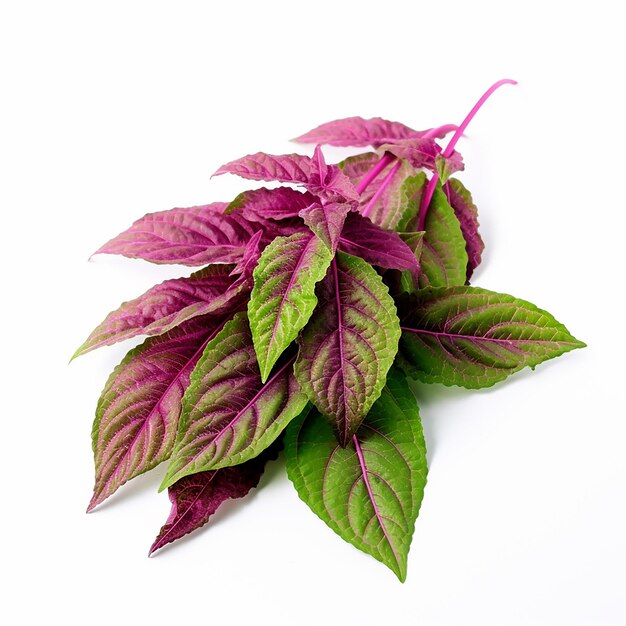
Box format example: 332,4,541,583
417,78,517,230
362,159,402,217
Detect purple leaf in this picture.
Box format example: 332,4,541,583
214,151,358,202
338,152,381,180
299,201,349,253
72,265,246,359
226,186,316,221
377,138,442,171
230,230,263,278
149,445,278,554
160,312,307,489
94,203,266,266
435,153,465,182
88,316,228,511
358,158,416,229
338,212,420,280
294,253,401,446
445,178,484,280
293,116,440,147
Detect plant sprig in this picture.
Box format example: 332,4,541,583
74,79,584,581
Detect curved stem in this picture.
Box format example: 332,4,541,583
361,160,402,218
443,78,517,158
417,78,517,230
417,174,440,231
355,152,395,194
421,123,458,140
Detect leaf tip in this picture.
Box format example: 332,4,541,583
68,347,83,364
86,494,99,513
158,474,174,493
147,542,160,557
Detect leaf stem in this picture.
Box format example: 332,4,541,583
361,160,402,218
421,123,458,140
416,78,517,231
355,152,395,194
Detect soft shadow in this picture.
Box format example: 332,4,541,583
148,454,286,557
86,463,168,513
410,362,563,463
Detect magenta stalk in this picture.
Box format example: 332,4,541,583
417,78,517,231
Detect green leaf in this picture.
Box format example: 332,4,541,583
87,316,227,511
248,231,333,381
396,231,425,295
294,252,401,446
285,368,428,581
160,312,307,490
395,172,427,231
398,286,586,388
435,154,455,183
418,184,468,288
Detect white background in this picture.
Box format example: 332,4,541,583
1,1,624,625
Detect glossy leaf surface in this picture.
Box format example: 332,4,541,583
285,369,428,581
294,252,401,445
161,312,307,489
398,286,585,388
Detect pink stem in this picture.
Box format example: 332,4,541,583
421,123,458,140
355,152,395,194
361,159,402,218
417,174,440,231
417,78,517,230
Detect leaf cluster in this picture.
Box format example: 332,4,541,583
75,104,583,580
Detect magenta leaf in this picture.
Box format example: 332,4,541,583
160,312,307,489
230,230,263,278
88,316,228,511
435,153,464,183
294,252,401,446
293,116,444,147
94,204,268,266
358,158,416,229
338,212,420,280
338,151,381,179
226,186,316,222
214,151,358,202
72,265,246,359
445,178,484,280
377,138,441,171
149,444,278,555
299,201,349,253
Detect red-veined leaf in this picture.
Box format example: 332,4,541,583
94,204,270,266
294,252,401,445
445,178,484,280
72,265,245,359
160,312,307,489
87,315,228,511
247,230,333,381
293,116,444,147
214,150,358,202
226,186,316,222
338,212,420,280
397,286,585,388
285,368,428,581
149,444,279,554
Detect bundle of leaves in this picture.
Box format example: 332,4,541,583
74,80,583,581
